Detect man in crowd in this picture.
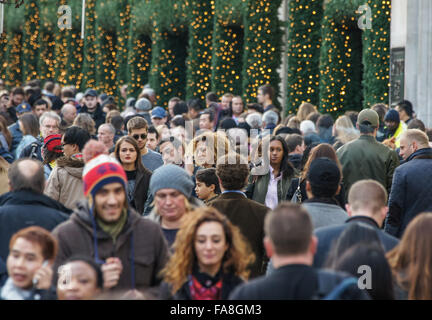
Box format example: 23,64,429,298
262,110,279,135
127,116,163,172
395,100,414,125
211,153,269,278
146,126,160,152
229,202,369,299
151,107,167,127
60,103,77,129
32,99,48,119
337,108,399,198
97,123,116,152
285,134,305,170
199,109,214,132
19,111,61,161
257,84,277,112
79,89,106,129
314,180,399,268
383,109,407,149
231,96,245,124
302,158,348,230
385,129,432,238
134,97,152,125
0,159,70,261
52,154,169,293
158,136,184,167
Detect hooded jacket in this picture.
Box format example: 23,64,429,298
0,190,70,261
79,104,106,129
44,156,85,210
52,201,169,292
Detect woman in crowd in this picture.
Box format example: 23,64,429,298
324,223,394,300
331,243,395,300
73,113,96,139
160,207,254,300
0,226,57,300
15,113,39,159
297,102,317,122
332,115,359,150
387,213,432,300
114,136,152,215
0,115,12,151
286,143,346,208
56,256,103,300
247,135,294,209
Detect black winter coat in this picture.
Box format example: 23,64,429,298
79,104,106,129
0,190,71,261
132,168,152,215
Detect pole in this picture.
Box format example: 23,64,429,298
0,3,4,35
81,0,85,39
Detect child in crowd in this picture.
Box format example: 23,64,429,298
195,168,220,205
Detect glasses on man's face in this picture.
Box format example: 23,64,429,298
61,142,69,149
133,133,147,140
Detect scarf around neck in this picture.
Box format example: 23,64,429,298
96,209,128,243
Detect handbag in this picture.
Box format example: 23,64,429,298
290,178,302,204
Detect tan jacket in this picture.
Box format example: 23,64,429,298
0,157,10,196
44,156,85,210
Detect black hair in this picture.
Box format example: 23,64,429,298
188,98,203,112
333,243,395,300
33,99,48,108
62,255,104,289
196,167,221,194
110,115,124,131
173,101,188,116
317,114,334,129
63,126,91,152
200,109,214,122
396,100,413,118
148,125,159,140
170,115,186,128
345,111,358,127
358,123,376,134
247,103,264,114
205,92,218,103
269,135,294,179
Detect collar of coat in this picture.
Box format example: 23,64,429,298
345,215,380,229
405,147,432,162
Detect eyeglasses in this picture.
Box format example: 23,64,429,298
61,142,70,148
133,133,147,140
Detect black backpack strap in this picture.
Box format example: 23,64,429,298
29,142,39,159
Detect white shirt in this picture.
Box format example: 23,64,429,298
265,166,282,210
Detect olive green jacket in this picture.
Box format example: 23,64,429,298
336,135,400,198
246,170,293,205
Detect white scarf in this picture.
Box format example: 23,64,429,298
0,278,32,300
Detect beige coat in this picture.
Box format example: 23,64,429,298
0,157,9,196
44,156,85,210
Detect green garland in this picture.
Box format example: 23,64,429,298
286,0,323,114
115,0,132,106
81,0,98,90
22,0,40,82
242,0,283,105
319,0,390,115
210,0,245,97
149,0,188,107
185,0,215,101
362,0,391,107
37,0,57,81
126,0,153,99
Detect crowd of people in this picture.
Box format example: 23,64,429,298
0,78,431,300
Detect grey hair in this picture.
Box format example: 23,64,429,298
39,111,61,127
246,113,263,129
262,110,279,125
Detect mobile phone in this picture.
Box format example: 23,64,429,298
32,260,49,287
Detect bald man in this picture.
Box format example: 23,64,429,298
385,129,432,238
60,103,77,128
97,123,115,151
0,159,69,261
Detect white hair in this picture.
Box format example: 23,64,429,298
246,113,263,129
300,120,316,134
262,110,279,125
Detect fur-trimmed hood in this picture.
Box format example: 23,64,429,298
56,156,84,179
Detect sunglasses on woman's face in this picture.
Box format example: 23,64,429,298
133,133,147,140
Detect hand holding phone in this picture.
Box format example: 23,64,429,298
33,260,53,290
